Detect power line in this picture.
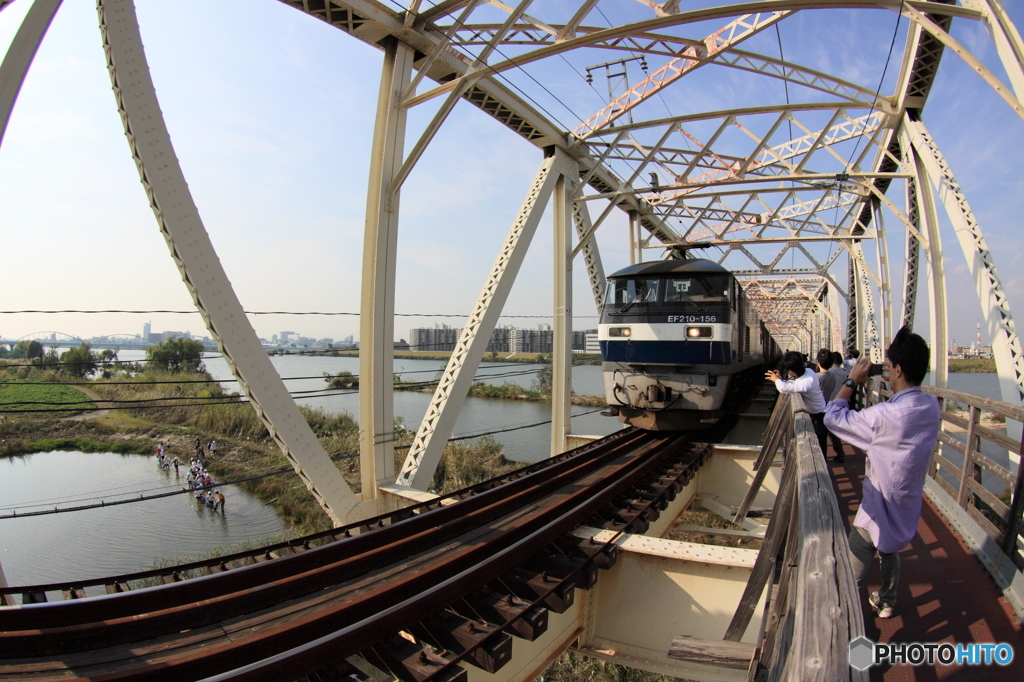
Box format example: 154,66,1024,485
845,0,904,171
0,309,597,317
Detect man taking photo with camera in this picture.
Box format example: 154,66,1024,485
825,326,940,619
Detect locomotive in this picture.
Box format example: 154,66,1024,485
598,258,779,430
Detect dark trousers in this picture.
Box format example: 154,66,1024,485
810,412,828,456
810,411,844,459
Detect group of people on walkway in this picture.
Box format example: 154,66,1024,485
766,328,940,621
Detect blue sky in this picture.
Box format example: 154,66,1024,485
0,0,1022,349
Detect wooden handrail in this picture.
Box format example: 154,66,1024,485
740,393,865,680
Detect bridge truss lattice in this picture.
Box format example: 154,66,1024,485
1,0,1022,524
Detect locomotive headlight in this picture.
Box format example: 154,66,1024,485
686,326,713,338
609,327,632,337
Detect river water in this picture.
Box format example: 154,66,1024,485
0,450,287,587
0,350,1009,588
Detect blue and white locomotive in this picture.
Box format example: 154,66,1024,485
599,258,779,430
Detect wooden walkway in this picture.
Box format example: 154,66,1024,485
828,445,1024,681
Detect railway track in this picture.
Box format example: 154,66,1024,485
0,428,714,681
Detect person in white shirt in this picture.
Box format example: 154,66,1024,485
843,349,860,372
766,351,829,456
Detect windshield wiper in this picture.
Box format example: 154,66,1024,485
680,299,707,313
616,299,638,314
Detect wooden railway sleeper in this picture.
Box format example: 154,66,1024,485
61,587,86,600
456,591,549,642
206,561,233,575
410,613,513,674
104,582,130,594
362,636,467,682
632,488,669,511
159,571,186,585
500,568,575,614
552,535,618,570
521,553,598,591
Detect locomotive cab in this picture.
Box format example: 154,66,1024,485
599,259,768,430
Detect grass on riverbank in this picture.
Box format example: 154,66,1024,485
0,379,93,414
949,358,996,373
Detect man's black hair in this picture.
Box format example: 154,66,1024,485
832,351,843,366
848,349,861,359
782,351,806,377
816,348,834,369
886,325,929,385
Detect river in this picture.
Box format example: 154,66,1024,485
0,450,287,587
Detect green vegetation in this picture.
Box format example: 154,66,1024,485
949,358,996,373
324,370,357,389
429,436,519,495
0,436,152,458
15,340,44,359
60,344,99,378
146,337,206,373
0,380,93,414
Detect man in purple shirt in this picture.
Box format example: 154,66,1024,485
825,327,940,619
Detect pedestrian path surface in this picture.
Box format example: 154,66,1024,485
827,447,1024,681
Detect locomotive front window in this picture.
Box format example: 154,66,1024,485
605,278,661,312
664,276,731,303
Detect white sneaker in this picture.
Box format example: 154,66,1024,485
869,591,895,619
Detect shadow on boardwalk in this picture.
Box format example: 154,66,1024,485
828,445,1023,681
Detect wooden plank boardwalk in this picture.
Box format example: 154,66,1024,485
828,445,1024,681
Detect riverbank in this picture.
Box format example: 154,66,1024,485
393,379,606,407
948,358,996,372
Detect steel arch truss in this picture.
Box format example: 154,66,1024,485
4,0,1024,522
